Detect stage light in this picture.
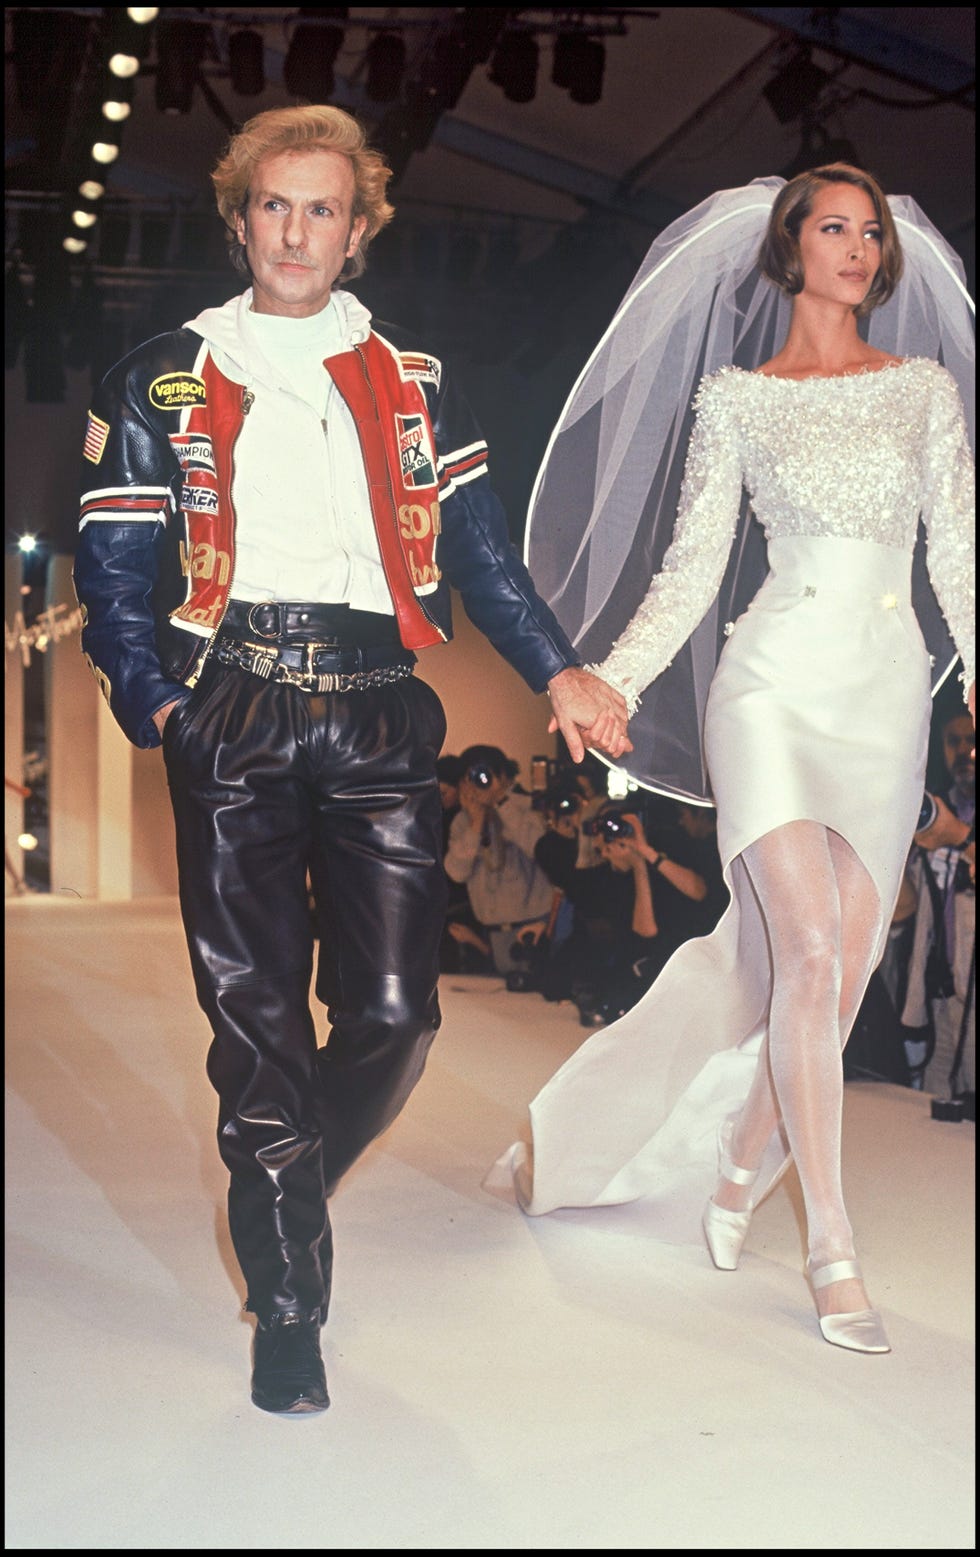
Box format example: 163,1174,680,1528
102,97,133,124
18,535,38,554
127,8,159,21
63,237,88,255
284,10,348,101
457,10,510,65
91,141,120,166
71,210,98,230
366,32,405,103
552,32,605,105
420,32,472,112
17,834,39,852
79,180,106,201
229,29,265,96
109,52,141,79
780,125,861,179
155,18,209,114
489,31,539,105
763,51,830,124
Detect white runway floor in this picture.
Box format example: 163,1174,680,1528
5,897,975,1551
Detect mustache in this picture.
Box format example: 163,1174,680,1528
275,252,314,267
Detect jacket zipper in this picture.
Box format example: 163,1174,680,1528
354,344,445,638
184,385,254,686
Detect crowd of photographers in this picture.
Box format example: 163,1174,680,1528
437,744,728,1027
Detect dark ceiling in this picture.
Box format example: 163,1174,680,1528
5,6,976,548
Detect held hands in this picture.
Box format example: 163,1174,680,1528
546,666,633,763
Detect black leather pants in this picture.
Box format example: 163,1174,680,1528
163,662,448,1326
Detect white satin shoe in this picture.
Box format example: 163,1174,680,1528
807,1259,891,1354
702,1121,759,1271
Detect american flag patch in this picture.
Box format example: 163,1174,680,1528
83,412,110,465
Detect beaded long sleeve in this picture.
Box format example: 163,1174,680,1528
593,359,976,710
593,373,742,713
919,366,975,690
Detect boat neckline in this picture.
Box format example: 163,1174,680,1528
738,358,922,384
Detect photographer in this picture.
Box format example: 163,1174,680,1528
535,803,704,1023
900,708,975,1103
444,745,553,978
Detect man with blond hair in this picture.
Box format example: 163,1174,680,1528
74,105,630,1415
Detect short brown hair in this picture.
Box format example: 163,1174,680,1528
758,163,903,317
211,104,394,282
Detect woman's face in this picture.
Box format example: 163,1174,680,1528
796,181,882,310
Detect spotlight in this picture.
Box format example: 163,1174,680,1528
17,834,39,852
63,237,88,255
79,180,106,201
552,33,605,106
102,78,135,123
18,535,38,554
366,32,405,104
763,50,830,124
155,18,209,114
91,139,121,166
108,51,141,79
489,31,538,105
71,210,98,230
284,10,348,101
127,7,159,21
229,29,265,96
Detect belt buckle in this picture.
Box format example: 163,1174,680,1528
274,661,309,689
246,601,280,640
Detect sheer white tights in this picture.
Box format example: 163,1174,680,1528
713,821,882,1315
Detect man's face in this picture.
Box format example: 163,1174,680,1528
943,714,975,792
236,148,368,318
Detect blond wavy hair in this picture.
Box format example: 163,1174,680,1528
211,105,395,282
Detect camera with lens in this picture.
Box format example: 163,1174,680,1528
917,791,939,832
505,929,547,992
583,809,635,842
466,763,495,790
539,786,582,819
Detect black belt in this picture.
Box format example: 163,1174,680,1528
221,599,402,647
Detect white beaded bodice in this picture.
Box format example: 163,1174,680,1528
597,358,975,704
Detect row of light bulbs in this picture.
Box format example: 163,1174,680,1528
63,10,160,255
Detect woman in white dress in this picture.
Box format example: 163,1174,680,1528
491,165,975,1353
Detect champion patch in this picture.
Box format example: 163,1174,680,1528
395,413,437,490
169,433,216,473
149,372,207,411
83,411,110,465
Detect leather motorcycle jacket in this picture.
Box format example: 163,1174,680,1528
74,289,580,748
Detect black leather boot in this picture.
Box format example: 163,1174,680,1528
251,1313,330,1415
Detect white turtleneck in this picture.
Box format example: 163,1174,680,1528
191,291,393,612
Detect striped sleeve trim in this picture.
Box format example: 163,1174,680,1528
79,487,172,527
437,442,489,495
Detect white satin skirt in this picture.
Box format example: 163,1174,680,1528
486,535,933,1229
